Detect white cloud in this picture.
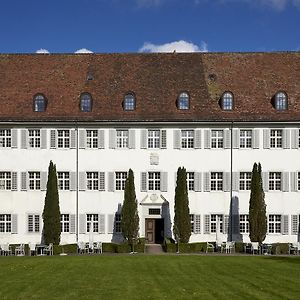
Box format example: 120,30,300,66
139,40,208,53
74,48,93,54
36,48,50,54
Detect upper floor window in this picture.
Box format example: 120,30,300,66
123,93,136,111
210,172,223,191
177,92,189,110
0,129,11,148
0,172,12,190
58,172,70,190
181,130,194,149
28,130,41,148
0,214,11,233
80,93,92,112
116,130,128,148
270,129,282,148
240,130,252,148
274,92,287,111
57,130,70,148
86,130,98,148
34,94,46,112
211,130,224,148
221,92,233,111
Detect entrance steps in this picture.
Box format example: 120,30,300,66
145,244,165,254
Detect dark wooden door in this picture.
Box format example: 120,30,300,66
145,219,155,243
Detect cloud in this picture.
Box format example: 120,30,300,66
74,48,93,54
139,40,208,53
36,48,50,54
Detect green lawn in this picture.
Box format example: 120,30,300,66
0,255,299,299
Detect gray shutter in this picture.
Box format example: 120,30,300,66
282,215,289,235
41,129,47,149
11,172,18,191
141,172,147,192
70,214,76,234
109,129,116,149
79,172,86,191
98,130,105,149
283,129,290,149
232,214,240,234
70,172,76,191
194,172,202,192
21,129,27,149
252,129,260,149
203,172,210,192
291,129,299,149
262,172,269,192
204,215,210,234
232,172,239,191
99,172,105,191
70,130,76,149
194,130,201,149
108,214,114,234
99,214,105,234
291,215,299,235
263,129,270,149
140,129,147,149
194,215,201,234
223,172,231,192
128,129,136,149
40,172,47,191
290,172,298,192
21,172,27,191
50,130,57,149
79,214,86,234
11,129,18,148
173,130,181,149
160,172,168,192
79,130,86,149
11,214,18,234
282,172,289,192
223,215,229,234
160,130,167,149
108,172,115,192
204,130,211,149
232,129,239,149
224,129,231,149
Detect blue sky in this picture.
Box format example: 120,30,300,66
0,0,299,53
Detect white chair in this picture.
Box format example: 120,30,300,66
225,241,235,254
251,242,260,255
15,244,25,256
94,242,103,254
28,243,37,256
77,242,86,254
289,242,300,255
88,241,94,254
43,243,53,256
1,243,12,256
206,242,214,253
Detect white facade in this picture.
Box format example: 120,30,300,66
1,122,300,245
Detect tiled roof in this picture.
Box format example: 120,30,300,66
0,52,299,123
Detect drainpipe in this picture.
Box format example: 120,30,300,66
230,122,234,242
75,123,79,244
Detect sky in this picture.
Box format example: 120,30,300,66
0,0,299,53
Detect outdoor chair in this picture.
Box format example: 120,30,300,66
88,241,94,254
225,241,235,254
43,243,53,256
28,243,37,256
77,242,86,254
206,242,214,253
1,243,12,256
289,242,300,255
94,242,103,254
15,244,25,256
251,242,260,255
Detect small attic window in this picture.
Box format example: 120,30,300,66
34,94,46,112
80,93,92,112
274,91,287,111
87,73,94,81
123,93,136,111
177,92,189,110
221,92,234,111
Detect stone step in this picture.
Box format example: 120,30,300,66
145,244,164,254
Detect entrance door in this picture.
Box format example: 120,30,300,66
145,219,155,243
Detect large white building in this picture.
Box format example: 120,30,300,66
0,52,300,245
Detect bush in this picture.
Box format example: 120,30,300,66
163,239,207,253
234,242,245,253
271,243,289,255
53,244,77,255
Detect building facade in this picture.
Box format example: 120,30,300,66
0,52,300,245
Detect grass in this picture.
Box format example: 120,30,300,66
0,255,300,299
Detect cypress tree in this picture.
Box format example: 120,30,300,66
42,161,61,245
121,169,139,251
249,162,267,244
173,167,191,245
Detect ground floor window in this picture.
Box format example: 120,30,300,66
268,215,281,233
210,214,223,233
115,213,122,233
28,214,40,232
61,214,70,233
0,214,11,233
87,214,99,233
239,214,249,233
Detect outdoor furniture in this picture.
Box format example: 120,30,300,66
289,242,300,255
251,242,260,255
15,244,25,256
94,242,103,254
28,243,37,256
77,242,86,254
261,244,272,255
88,241,94,254
225,241,235,254
1,243,12,256
43,243,53,256
206,242,214,253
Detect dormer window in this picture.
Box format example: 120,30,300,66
34,94,46,112
274,91,287,111
221,92,233,111
80,93,92,112
123,93,135,111
177,92,189,110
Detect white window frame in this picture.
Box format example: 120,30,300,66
28,172,41,190
0,129,11,148
86,130,98,148
116,130,128,149
210,172,223,191
148,130,160,149
61,214,70,233
181,130,194,149
239,130,252,148
57,130,70,148
187,172,194,191
58,172,70,190
124,94,135,111
28,129,41,148
115,172,127,191
222,92,233,111
0,214,11,233
28,214,40,233
87,214,99,233
239,172,251,191
115,213,122,233
210,214,223,233
178,92,189,110
0,172,12,190
275,92,287,111
270,129,283,148
87,172,99,190
268,214,281,234
269,172,281,191
239,214,249,234
148,172,161,191
211,130,223,148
